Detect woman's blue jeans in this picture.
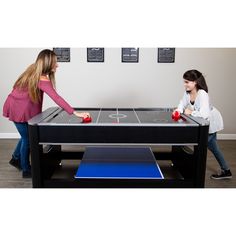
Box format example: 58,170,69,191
208,132,229,171
13,122,30,172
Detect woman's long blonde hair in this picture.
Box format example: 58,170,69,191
13,49,57,103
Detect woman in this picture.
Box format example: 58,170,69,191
3,49,90,178
174,69,232,180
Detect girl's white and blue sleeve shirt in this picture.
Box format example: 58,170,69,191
177,89,223,134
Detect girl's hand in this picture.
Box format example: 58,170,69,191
73,111,90,119
172,109,181,116
184,108,193,115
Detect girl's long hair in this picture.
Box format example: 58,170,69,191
13,49,57,103
183,69,208,93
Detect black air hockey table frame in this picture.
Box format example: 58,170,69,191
28,107,209,188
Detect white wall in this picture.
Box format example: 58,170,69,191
1,48,236,137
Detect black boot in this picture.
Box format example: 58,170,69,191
22,170,32,178
9,156,22,171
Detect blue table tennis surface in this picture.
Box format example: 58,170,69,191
75,147,164,179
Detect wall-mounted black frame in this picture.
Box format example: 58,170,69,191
53,48,70,62
87,48,104,62
158,48,175,63
122,48,139,63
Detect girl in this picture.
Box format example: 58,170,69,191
174,69,232,180
3,49,90,178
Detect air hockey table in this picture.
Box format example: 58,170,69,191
28,107,209,188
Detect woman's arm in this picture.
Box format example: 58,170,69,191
38,80,90,118
191,90,210,119
38,80,74,114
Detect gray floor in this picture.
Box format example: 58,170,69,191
0,139,235,188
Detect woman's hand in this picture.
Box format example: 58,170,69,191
73,111,90,119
